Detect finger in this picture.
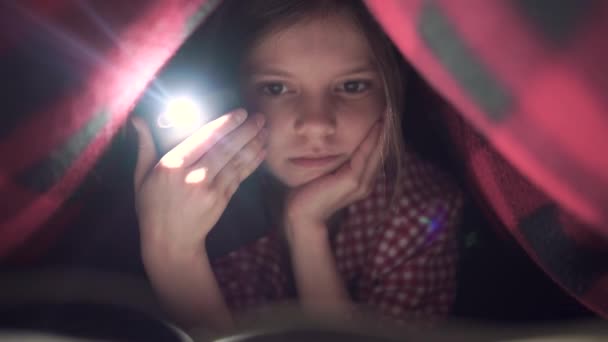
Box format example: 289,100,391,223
350,121,382,177
357,129,384,195
190,114,266,183
132,117,157,191
322,131,382,206
324,121,380,196
213,133,267,199
160,108,248,168
237,140,267,182
229,146,266,198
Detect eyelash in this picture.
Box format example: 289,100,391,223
259,82,289,96
255,80,373,97
336,80,372,94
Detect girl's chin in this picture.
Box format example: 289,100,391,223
263,160,343,188
285,175,320,188
279,168,335,188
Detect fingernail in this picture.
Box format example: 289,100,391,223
234,109,247,123
130,116,140,128
258,149,267,161
255,114,266,128
130,117,144,137
259,127,269,139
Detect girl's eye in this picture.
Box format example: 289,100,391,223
338,80,371,94
260,82,288,96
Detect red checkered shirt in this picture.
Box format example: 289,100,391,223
211,148,462,323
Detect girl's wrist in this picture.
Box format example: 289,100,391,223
285,219,328,246
141,235,207,272
284,206,327,230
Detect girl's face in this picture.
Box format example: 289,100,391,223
242,12,386,187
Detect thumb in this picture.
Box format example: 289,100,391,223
131,116,156,190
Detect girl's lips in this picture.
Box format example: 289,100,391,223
289,155,341,168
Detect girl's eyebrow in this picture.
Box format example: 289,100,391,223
247,66,293,78
337,63,378,76
246,62,378,78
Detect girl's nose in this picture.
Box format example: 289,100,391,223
294,98,336,138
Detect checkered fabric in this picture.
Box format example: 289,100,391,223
1,0,607,319
0,0,220,260
212,149,461,322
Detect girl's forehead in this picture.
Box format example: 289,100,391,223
245,13,374,66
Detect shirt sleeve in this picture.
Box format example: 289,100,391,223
212,235,291,312
342,153,463,323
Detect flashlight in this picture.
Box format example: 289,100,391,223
144,89,239,156
158,96,203,130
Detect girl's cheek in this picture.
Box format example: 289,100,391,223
337,100,383,121
243,97,259,115
258,100,298,125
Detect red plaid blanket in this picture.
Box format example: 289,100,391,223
1,0,606,318
365,0,608,318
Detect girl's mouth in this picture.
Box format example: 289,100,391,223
288,155,342,168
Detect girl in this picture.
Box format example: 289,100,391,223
131,0,462,332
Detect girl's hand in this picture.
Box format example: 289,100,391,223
132,109,267,261
285,121,383,237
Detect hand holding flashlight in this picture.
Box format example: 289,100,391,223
132,108,267,260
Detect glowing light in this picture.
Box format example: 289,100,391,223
185,168,208,184
160,154,185,169
158,96,202,129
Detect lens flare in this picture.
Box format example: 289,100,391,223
158,96,202,129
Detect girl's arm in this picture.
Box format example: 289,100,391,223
131,110,267,332
143,245,233,331
287,223,356,320
282,122,383,321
